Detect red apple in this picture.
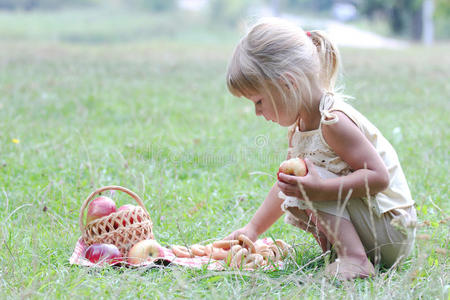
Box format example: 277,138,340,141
118,204,135,211
278,157,308,179
86,196,117,225
84,243,122,265
118,204,136,226
128,239,164,265
118,204,143,226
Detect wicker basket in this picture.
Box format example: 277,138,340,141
79,185,154,255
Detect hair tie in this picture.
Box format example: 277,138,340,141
306,31,312,37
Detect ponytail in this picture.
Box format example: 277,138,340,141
226,18,346,117
309,30,340,93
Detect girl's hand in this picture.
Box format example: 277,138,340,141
277,159,324,201
223,223,259,242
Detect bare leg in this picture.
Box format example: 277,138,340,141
286,207,330,252
313,211,375,280
304,209,330,253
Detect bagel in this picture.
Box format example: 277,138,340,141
244,253,264,270
231,248,248,269
255,243,269,252
259,249,275,262
243,261,257,270
254,253,264,266
211,247,229,260
203,244,214,258
245,253,264,266
274,239,290,257
230,244,242,252
190,244,206,256
171,245,193,258
227,244,243,266
212,240,240,250
238,234,256,254
268,244,281,261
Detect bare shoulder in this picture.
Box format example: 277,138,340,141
321,111,362,147
321,111,378,171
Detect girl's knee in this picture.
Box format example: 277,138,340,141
382,237,415,267
314,210,352,232
364,229,415,267
286,207,310,223
285,207,318,233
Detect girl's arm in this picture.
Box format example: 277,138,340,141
278,111,390,202
224,182,285,241
224,130,295,241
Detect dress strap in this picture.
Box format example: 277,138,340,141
319,91,339,125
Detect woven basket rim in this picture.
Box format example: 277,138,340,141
83,207,152,231
79,185,150,233
83,220,153,242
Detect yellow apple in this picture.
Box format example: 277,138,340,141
127,239,163,265
278,157,308,177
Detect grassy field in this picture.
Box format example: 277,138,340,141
0,8,448,299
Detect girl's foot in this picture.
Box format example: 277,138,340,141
325,257,375,280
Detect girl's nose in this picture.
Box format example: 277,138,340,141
255,107,262,116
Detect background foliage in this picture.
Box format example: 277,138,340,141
1,0,449,39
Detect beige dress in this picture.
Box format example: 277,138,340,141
279,92,417,267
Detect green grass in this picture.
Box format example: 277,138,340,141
0,8,448,299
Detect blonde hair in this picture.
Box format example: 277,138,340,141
226,18,341,119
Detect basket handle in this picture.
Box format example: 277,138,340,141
79,185,150,232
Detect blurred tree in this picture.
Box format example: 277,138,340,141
358,0,423,39
0,0,95,10
127,0,177,12
435,0,450,17
0,0,176,11
283,0,334,12
434,0,450,39
208,0,255,27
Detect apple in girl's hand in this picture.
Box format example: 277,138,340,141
86,196,117,225
128,239,164,265
278,157,308,179
84,243,122,265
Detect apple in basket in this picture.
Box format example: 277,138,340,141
86,196,117,225
278,157,308,179
118,204,143,225
128,240,164,265
118,204,135,212
84,243,122,265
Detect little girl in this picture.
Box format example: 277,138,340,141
224,18,417,280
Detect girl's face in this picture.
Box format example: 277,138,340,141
245,88,299,127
